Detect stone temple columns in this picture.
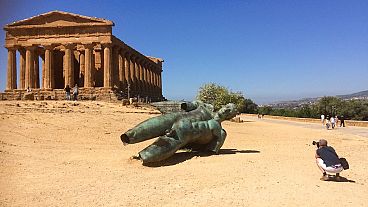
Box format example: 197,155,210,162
79,51,85,86
25,46,35,89
63,44,75,87
18,49,26,89
6,47,17,90
33,51,39,88
134,58,141,93
129,55,135,92
84,44,94,87
153,68,157,95
103,43,112,88
112,46,120,88
142,63,147,94
124,53,131,88
41,54,45,88
147,66,152,94
158,72,162,95
118,50,125,89
138,60,144,94
3,43,162,100
43,45,54,89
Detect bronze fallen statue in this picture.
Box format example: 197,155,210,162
120,101,237,164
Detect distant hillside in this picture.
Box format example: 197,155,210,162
337,90,368,99
266,90,368,108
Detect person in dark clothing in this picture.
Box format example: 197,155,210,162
64,85,71,100
315,139,343,181
340,115,345,127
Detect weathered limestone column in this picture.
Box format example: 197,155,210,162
159,72,162,96
142,62,148,95
43,45,54,89
103,43,112,88
152,70,157,96
112,46,120,88
118,50,125,89
124,53,131,89
41,54,45,89
135,58,141,94
18,48,26,89
147,65,152,94
152,68,156,95
153,69,158,96
139,60,144,95
79,51,85,86
84,44,94,87
63,44,75,87
25,46,35,89
129,55,136,93
6,47,17,90
33,51,40,88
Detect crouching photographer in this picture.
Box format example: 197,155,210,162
313,139,347,181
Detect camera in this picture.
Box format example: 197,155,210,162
312,141,320,148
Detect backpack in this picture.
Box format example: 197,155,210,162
339,157,349,170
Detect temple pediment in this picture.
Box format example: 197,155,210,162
4,10,114,29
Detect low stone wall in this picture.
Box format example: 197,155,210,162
0,88,120,101
1,88,165,103
242,114,368,127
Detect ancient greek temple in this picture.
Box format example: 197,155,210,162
3,10,164,101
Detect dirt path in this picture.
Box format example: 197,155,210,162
1,101,367,206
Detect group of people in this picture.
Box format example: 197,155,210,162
257,113,264,119
320,114,345,129
64,84,79,101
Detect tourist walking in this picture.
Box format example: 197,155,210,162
340,115,345,127
335,116,339,127
320,114,325,126
330,116,336,129
64,85,71,100
73,84,79,101
325,118,331,130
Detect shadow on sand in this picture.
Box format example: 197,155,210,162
323,175,355,183
144,148,260,167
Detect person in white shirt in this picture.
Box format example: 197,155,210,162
330,116,336,129
320,114,325,126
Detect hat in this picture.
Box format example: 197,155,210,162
319,139,327,146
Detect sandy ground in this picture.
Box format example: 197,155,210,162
0,101,367,207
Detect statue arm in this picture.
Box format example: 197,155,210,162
138,135,187,163
206,124,227,154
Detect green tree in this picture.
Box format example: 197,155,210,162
258,106,272,115
255,96,367,121
340,100,368,120
317,96,342,116
197,83,256,112
242,99,258,114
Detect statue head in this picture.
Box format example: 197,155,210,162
214,103,238,121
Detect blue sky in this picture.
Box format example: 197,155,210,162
0,0,367,104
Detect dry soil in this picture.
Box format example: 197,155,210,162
0,101,367,207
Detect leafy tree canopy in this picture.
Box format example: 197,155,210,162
196,83,258,113
258,96,368,121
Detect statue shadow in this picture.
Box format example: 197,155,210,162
324,175,356,183
143,148,260,167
